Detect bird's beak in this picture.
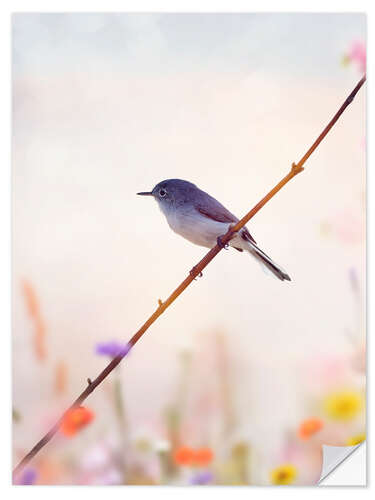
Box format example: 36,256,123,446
137,191,153,196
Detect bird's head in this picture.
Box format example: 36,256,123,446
137,179,197,208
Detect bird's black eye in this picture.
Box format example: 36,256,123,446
159,189,167,197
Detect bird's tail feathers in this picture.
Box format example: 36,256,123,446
246,241,291,282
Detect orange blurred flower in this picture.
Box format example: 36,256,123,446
22,280,47,361
55,360,68,395
60,407,94,437
193,447,214,466
174,446,194,465
173,446,214,466
298,417,324,440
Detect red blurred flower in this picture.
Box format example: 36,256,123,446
298,417,324,440
60,406,94,437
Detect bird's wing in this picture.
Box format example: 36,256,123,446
196,203,237,223
240,227,257,244
195,192,256,243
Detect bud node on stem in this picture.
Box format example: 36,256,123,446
291,162,304,175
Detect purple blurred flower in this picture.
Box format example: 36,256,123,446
95,341,131,358
349,267,359,294
93,468,123,485
189,470,214,485
16,468,37,485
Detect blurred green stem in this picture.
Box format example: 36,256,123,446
113,366,129,480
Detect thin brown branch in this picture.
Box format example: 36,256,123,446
13,75,366,479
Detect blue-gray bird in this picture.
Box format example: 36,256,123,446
137,179,291,281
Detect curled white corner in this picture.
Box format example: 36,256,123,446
318,443,364,483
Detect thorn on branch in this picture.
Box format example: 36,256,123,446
87,378,92,386
158,299,163,307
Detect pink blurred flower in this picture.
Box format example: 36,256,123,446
303,355,350,394
92,469,123,485
78,442,123,485
321,211,364,245
345,40,366,73
351,344,366,374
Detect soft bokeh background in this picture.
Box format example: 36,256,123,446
12,13,366,485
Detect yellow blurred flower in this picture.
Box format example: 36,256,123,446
270,464,297,485
341,54,351,67
346,433,366,446
323,390,364,421
134,437,152,453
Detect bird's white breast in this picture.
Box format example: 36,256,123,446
161,205,231,249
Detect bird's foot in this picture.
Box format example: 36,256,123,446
217,235,229,249
189,266,203,279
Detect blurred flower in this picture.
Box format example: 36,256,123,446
12,407,22,423
351,344,366,374
303,355,349,393
319,220,332,237
55,360,68,395
343,40,366,73
126,473,156,485
189,470,214,485
22,280,47,361
131,427,170,456
80,444,110,470
280,440,304,463
349,267,359,295
77,440,125,484
95,341,131,358
270,464,297,485
134,436,153,453
174,446,194,466
60,406,95,437
298,418,324,440
194,447,214,467
346,433,365,446
154,439,171,453
323,390,364,421
37,457,65,485
227,442,250,485
173,446,214,467
231,442,249,461
15,467,37,485
92,468,123,485
320,211,364,245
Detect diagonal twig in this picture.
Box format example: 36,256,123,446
13,75,366,478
